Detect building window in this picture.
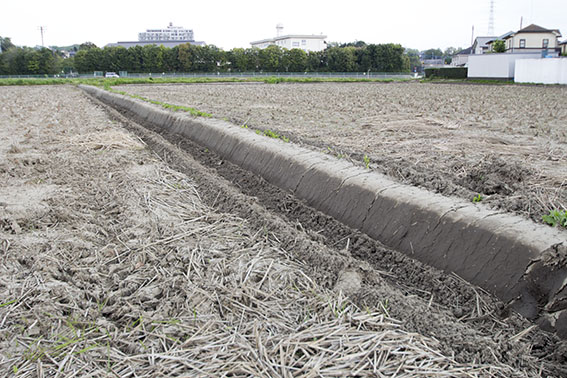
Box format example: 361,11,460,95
519,39,526,48
301,40,307,45
543,39,549,48
292,41,300,47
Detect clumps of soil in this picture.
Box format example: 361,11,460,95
458,156,530,196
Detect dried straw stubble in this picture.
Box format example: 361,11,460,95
0,86,531,377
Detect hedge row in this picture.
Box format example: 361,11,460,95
424,67,467,79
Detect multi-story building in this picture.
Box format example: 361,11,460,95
251,25,327,52
106,23,205,49
139,23,194,42
502,24,562,54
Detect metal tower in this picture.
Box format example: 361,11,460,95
488,0,495,35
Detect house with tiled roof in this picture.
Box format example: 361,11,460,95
502,24,562,54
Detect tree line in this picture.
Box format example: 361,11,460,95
0,37,419,75
73,42,411,73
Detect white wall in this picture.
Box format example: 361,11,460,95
468,53,541,79
515,58,567,84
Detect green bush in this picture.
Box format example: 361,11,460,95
425,67,467,79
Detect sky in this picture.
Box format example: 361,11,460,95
2,0,566,51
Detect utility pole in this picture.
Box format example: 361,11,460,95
39,26,46,47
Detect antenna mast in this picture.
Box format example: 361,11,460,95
488,0,495,35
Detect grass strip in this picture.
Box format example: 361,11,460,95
0,76,410,87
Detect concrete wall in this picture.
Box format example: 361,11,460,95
515,58,567,84
467,53,540,79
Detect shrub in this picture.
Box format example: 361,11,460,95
424,67,467,79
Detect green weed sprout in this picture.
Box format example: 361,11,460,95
542,210,567,228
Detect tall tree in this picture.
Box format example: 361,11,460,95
326,46,357,72
258,45,283,72
1,36,15,53
281,48,308,72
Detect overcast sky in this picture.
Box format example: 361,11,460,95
2,0,566,51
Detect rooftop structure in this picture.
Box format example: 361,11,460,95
251,25,327,52
139,22,194,42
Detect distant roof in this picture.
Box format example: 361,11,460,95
455,47,472,55
251,34,327,45
472,36,496,48
504,24,562,39
560,40,567,45
105,40,206,49
486,31,515,44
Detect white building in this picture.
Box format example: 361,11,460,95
139,22,194,42
251,25,327,52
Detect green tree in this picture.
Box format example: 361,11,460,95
79,42,97,50
74,46,103,73
228,48,246,71
163,46,180,72
178,43,196,72
374,44,408,72
282,48,308,72
422,48,443,60
258,45,283,72
127,45,144,72
492,40,506,53
244,48,260,71
405,48,421,72
60,56,75,74
326,46,357,72
306,51,324,71
192,45,223,72
141,45,164,72
1,36,15,53
102,46,130,72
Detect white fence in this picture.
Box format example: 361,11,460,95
515,58,567,84
467,53,541,79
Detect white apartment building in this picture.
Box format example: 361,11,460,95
139,22,194,42
251,25,327,52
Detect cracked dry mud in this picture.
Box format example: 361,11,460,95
1,85,566,376
120,82,567,224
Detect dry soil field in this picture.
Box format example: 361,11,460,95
120,82,567,223
0,85,566,376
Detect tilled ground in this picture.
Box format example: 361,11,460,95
1,86,566,376
119,82,567,224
